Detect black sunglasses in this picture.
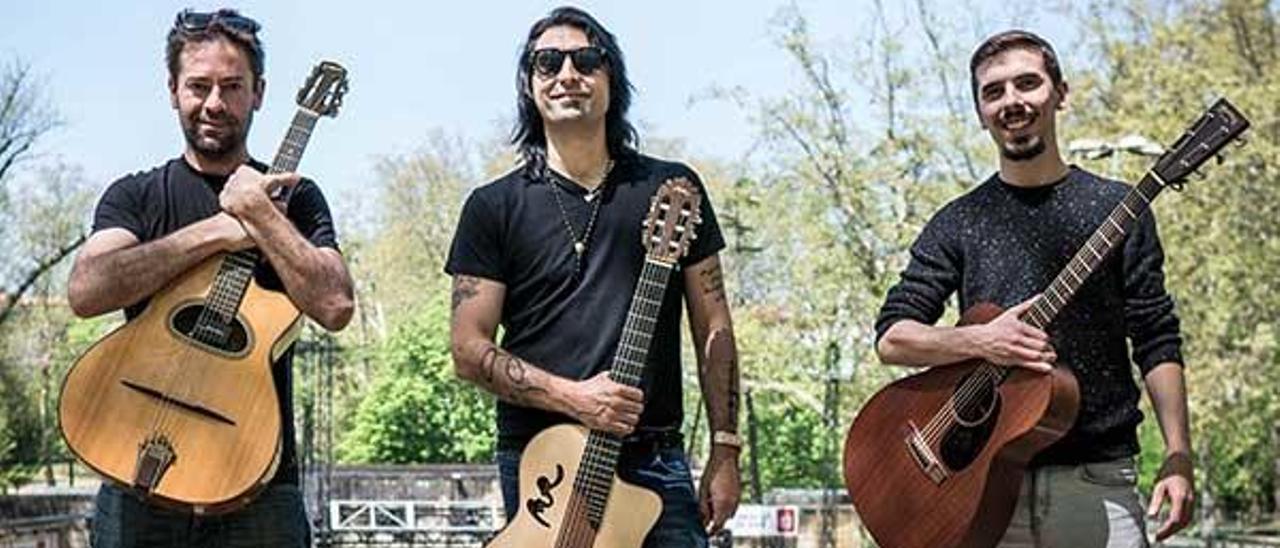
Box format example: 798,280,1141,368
174,9,261,35
530,47,607,77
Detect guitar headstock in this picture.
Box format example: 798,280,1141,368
642,177,702,265
296,61,348,117
1151,98,1250,186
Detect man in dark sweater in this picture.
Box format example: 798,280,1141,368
875,30,1193,547
67,9,353,547
446,7,740,546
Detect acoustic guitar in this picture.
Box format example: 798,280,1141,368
59,61,349,515
843,99,1249,548
486,177,703,548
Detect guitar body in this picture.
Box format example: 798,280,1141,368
487,424,662,548
843,303,1080,548
59,253,302,513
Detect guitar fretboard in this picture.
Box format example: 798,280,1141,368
572,258,674,528
1019,175,1164,329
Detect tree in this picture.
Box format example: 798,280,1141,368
337,297,494,463
1064,0,1280,519
0,59,75,331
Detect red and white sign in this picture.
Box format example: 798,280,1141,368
725,504,800,537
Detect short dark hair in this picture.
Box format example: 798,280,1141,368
969,30,1063,108
165,9,265,84
512,6,638,174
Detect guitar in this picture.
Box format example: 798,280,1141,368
58,61,349,515
486,177,703,548
843,98,1249,548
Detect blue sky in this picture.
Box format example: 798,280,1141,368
2,1,1075,215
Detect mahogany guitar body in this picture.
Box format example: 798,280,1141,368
843,303,1079,548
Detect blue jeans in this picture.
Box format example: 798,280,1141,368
90,482,311,548
498,446,708,548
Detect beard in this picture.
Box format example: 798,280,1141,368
181,110,252,161
1001,135,1046,162
996,105,1046,162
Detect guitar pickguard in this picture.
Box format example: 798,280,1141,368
527,463,565,528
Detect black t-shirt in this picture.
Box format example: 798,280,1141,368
876,167,1183,465
445,152,726,447
91,156,339,484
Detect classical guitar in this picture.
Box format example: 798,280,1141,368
486,177,703,548
59,61,349,515
843,98,1249,548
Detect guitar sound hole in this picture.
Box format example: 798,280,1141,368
939,373,1001,472
170,304,249,354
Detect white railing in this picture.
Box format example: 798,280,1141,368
328,499,504,534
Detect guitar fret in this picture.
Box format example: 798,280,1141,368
1066,263,1084,285
1085,239,1104,261
1119,200,1137,219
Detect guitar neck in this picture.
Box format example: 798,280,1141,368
1020,174,1165,329
574,259,675,528
203,108,320,329
269,109,320,174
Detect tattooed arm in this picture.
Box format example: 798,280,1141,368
683,254,741,532
449,275,644,435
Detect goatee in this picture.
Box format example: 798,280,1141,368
1001,137,1046,162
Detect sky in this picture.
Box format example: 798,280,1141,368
1,1,1077,217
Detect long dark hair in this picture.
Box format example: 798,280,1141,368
512,6,638,175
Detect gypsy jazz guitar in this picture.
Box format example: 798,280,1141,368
486,177,703,548
843,98,1249,548
58,61,349,515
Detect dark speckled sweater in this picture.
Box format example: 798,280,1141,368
875,166,1183,465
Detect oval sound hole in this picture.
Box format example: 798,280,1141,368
939,372,1001,472
170,304,249,354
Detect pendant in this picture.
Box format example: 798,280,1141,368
574,241,586,255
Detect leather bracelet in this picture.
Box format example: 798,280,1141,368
712,431,743,449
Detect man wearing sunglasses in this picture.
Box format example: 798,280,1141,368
68,9,353,547
447,6,741,546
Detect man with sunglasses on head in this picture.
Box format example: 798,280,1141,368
874,30,1192,547
447,6,741,546
68,9,353,547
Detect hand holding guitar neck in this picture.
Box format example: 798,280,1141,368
565,371,645,436
219,165,299,221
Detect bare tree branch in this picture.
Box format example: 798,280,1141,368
0,232,85,328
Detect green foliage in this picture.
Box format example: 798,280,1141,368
747,391,833,490
337,298,494,464
1064,0,1280,517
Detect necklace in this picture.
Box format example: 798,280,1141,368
548,159,614,271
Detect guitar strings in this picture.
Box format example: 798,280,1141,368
915,186,1152,449
552,210,685,546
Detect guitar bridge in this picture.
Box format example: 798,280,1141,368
133,434,176,494
904,421,949,485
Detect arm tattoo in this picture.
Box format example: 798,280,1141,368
478,344,549,406
452,275,481,311
704,328,740,432
698,264,726,303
